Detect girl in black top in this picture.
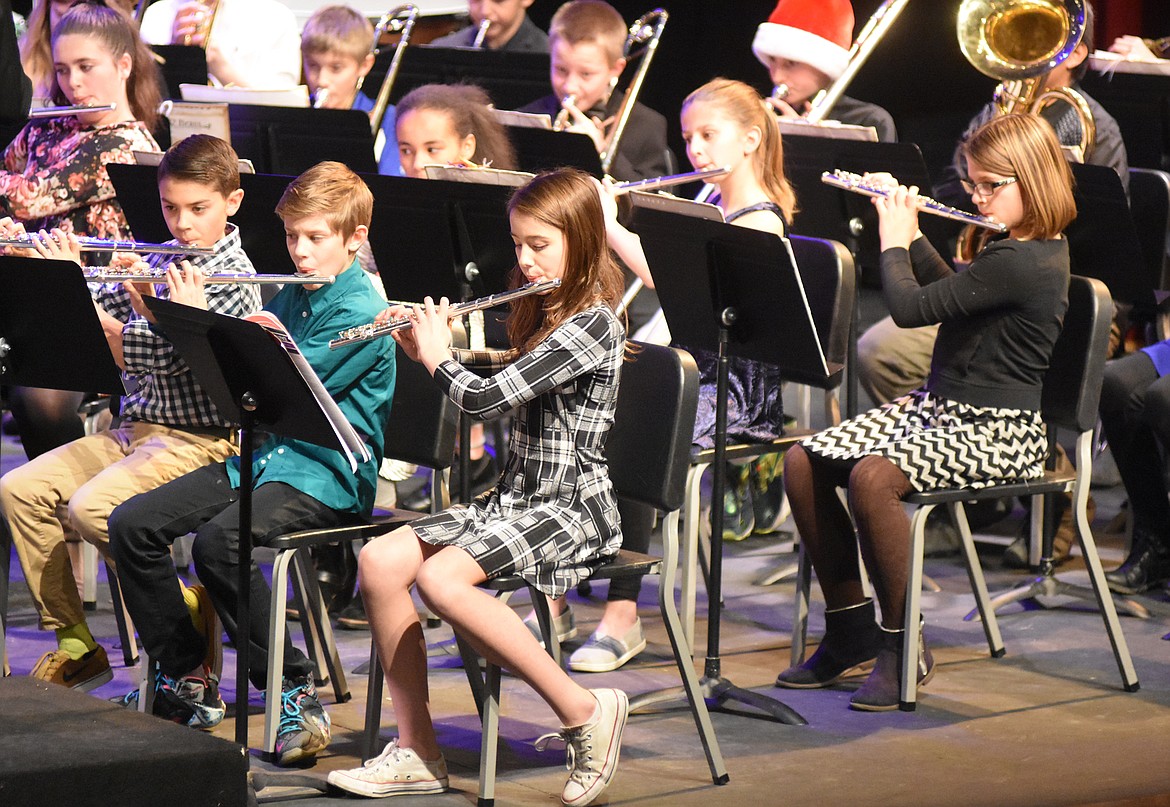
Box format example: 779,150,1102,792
778,113,1075,711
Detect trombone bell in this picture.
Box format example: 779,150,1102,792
986,3,1069,67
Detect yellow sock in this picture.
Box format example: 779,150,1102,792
55,623,98,660
180,581,205,636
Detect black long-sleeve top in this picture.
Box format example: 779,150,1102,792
881,236,1070,411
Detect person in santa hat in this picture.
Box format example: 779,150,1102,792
752,0,897,142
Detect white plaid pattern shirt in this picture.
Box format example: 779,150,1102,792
92,224,261,428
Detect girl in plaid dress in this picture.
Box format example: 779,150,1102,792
329,169,630,806
777,114,1075,711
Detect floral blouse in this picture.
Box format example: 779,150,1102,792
1,117,160,238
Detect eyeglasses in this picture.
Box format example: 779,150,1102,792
960,177,1017,198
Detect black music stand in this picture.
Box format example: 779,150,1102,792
506,126,603,177
226,105,376,175
0,256,124,394
143,297,365,753
1066,162,1152,307
1081,69,1170,171
629,207,840,725
365,45,550,113
362,173,517,503
150,45,208,100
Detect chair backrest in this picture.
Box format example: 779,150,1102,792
1041,275,1114,435
382,345,458,470
785,236,857,388
1128,167,1170,291
605,342,700,513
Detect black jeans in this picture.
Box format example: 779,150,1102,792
1098,351,1170,534
109,463,346,689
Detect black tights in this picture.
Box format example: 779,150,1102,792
783,445,913,628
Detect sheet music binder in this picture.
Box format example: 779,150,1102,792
1066,162,1151,306
0,256,124,395
142,298,367,466
629,206,834,382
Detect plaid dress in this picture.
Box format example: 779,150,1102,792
413,305,625,597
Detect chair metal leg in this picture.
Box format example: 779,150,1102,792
790,543,812,667
1,524,10,673
81,541,98,610
680,462,707,654
900,504,931,711
363,640,383,761
291,550,349,703
106,561,139,667
950,502,1004,657
655,511,729,784
477,658,501,807
264,548,295,757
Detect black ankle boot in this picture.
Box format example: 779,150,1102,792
1105,526,1170,594
776,600,882,688
849,621,934,711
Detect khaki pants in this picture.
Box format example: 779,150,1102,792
856,316,939,406
0,422,235,631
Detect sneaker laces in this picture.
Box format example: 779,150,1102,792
278,681,310,735
363,738,409,770
535,726,595,784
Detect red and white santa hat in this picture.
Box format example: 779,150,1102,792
752,0,854,81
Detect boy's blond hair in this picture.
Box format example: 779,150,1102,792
301,5,375,61
275,161,373,239
549,1,627,65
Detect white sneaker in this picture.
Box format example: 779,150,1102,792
327,739,448,797
536,688,629,807
568,619,647,673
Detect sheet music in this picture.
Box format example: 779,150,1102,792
179,83,311,107
245,310,372,473
776,118,878,142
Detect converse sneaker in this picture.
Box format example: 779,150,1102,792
275,674,332,765
568,619,647,673
30,646,113,691
154,667,226,729
327,738,449,797
535,688,629,807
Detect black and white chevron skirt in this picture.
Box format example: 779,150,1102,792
802,388,1048,492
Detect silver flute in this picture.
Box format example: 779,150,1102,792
0,235,218,255
28,103,116,119
330,278,561,348
821,170,1007,232
84,271,335,285
614,166,730,193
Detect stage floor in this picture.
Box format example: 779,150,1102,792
3,289,1170,806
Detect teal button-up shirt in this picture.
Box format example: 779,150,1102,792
227,259,395,515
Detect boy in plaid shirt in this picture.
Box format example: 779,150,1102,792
0,135,260,691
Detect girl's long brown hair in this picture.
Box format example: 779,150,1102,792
505,169,623,353
49,2,162,131
21,0,136,98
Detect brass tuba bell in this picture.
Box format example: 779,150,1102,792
957,0,1095,159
